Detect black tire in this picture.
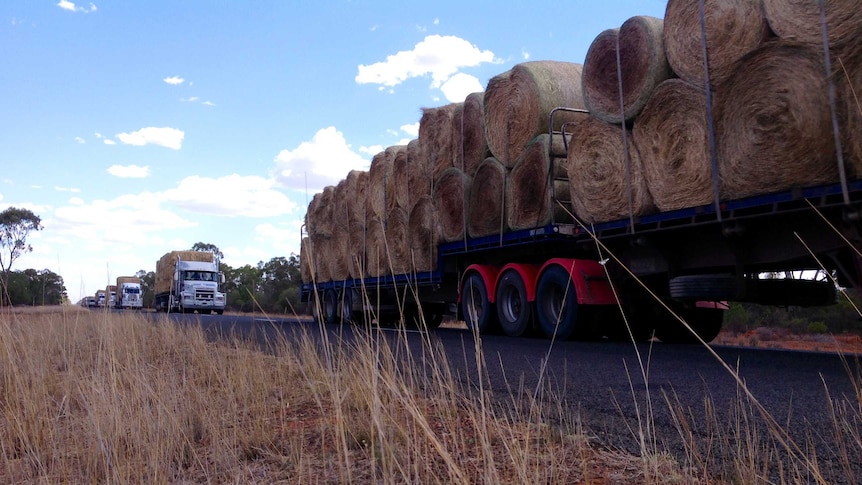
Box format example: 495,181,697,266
322,289,339,324
669,274,737,301
461,273,497,334
655,306,724,344
496,269,533,337
339,290,354,324
535,265,590,340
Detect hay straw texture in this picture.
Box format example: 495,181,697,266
419,103,459,181
633,79,717,211
334,170,367,227
582,17,673,124
453,92,490,178
365,217,389,278
407,138,434,212
664,0,769,88
484,61,589,167
366,151,393,220
307,186,335,237
408,196,439,272
567,116,654,224
385,145,407,213
838,41,862,176
762,0,862,47
300,237,312,283
310,235,332,283
332,178,351,230
155,251,217,294
347,220,366,279
508,135,571,230
467,157,508,238
433,167,472,242
715,42,839,200
328,226,351,282
392,145,410,210
385,207,410,275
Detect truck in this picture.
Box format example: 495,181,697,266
115,276,143,310
300,47,862,344
105,285,117,309
95,289,106,308
154,251,226,314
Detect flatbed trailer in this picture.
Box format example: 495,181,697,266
301,178,862,343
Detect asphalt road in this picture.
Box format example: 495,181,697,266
164,312,862,482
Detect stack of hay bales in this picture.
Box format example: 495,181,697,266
301,0,862,284
155,251,216,295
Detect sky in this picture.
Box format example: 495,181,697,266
0,1,668,303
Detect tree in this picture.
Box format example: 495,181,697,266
135,269,156,308
191,242,224,260
0,207,43,306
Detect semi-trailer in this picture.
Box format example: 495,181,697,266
105,285,117,309
115,276,143,310
154,251,226,314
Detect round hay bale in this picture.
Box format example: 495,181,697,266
328,226,350,282
567,116,654,224
762,0,862,47
385,207,410,275
633,79,716,211
310,234,332,283
715,41,840,199
385,145,407,214
467,157,508,238
508,135,565,230
484,61,589,167
408,196,439,272
582,17,673,124
333,170,366,227
305,192,321,237
392,145,410,210
365,217,389,278
433,167,472,242
353,170,369,226
419,103,460,181
837,40,862,176
664,0,769,88
348,220,366,279
308,186,335,237
453,92,490,177
300,237,312,283
407,139,434,212
366,151,392,220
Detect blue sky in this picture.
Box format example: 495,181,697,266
1,1,667,302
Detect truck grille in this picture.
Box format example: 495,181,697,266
196,290,215,301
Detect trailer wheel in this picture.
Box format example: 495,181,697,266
322,289,339,324
461,272,497,334
496,269,533,337
655,307,723,344
535,265,586,340
339,290,354,324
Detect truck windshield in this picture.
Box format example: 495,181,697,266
185,272,216,281
125,288,140,294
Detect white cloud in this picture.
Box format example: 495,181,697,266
355,35,497,91
522,49,531,60
163,174,297,218
116,126,184,150
163,76,185,85
108,164,150,178
103,139,116,145
57,1,96,13
359,144,384,156
273,127,369,191
54,186,80,193
74,136,85,144
440,73,484,103
401,122,420,137
202,100,215,106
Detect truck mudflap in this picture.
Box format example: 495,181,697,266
537,258,618,306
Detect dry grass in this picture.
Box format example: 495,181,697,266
0,307,706,484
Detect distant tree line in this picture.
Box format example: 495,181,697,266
2,268,67,306
134,243,304,314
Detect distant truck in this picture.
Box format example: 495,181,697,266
115,276,143,310
154,250,226,314
105,285,117,309
95,289,106,308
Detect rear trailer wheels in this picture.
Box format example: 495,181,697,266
535,265,591,340
461,273,498,334
322,289,339,324
496,270,533,337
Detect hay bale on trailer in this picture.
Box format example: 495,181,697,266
406,138,433,212
582,16,672,124
453,92,490,177
419,103,460,181
633,79,716,211
434,167,472,242
300,237,312,284
347,220,366,279
567,116,654,224
310,234,332,283
328,225,351,282
392,145,410,211
365,217,388,278
384,145,407,214
664,0,769,88
366,151,392,221
508,134,573,230
715,41,840,200
306,186,335,238
837,40,862,176
408,196,440,272
334,170,367,227
762,0,862,48
385,207,410,275
484,61,589,167
467,157,508,238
